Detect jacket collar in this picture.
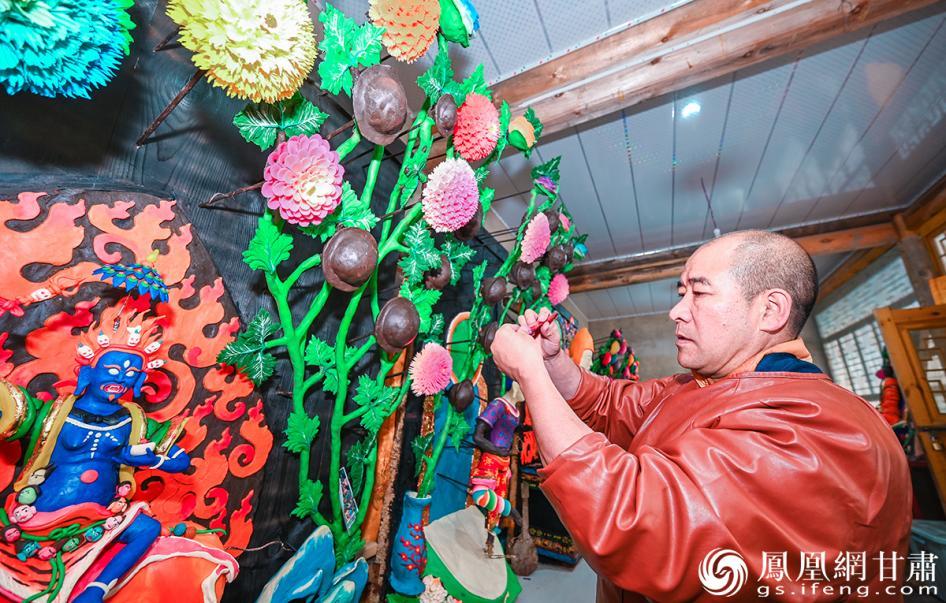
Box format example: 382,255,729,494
692,338,813,388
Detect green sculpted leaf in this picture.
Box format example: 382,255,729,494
348,21,384,68
353,374,384,407
446,409,471,451
299,212,339,242
291,479,324,520
345,437,372,496
535,265,552,294
233,104,281,150
399,283,442,334
411,432,434,476
417,42,453,101
323,367,339,395
451,64,490,105
397,222,440,286
233,93,329,151
243,212,293,273
491,101,511,159
318,3,383,96
217,309,280,385
428,313,445,341
525,107,543,140
354,375,401,434
338,182,378,231
304,336,335,367
281,94,329,139
479,187,495,215
318,56,354,97
531,156,562,184
338,534,365,561
284,409,320,454
320,3,352,51
471,260,488,295
442,239,475,286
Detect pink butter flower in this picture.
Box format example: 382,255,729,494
520,212,551,264
262,134,345,227
548,273,569,305
422,158,480,232
453,93,500,162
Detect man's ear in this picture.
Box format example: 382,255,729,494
132,370,148,398
759,288,793,334
75,365,92,396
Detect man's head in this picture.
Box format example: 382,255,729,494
669,230,817,378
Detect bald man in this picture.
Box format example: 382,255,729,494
491,231,912,602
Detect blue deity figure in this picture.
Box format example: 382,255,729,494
0,302,192,603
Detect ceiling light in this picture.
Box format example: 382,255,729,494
681,101,701,119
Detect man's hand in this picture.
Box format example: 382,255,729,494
490,323,546,385
518,308,561,360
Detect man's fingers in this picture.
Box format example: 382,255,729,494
523,308,539,325
538,307,550,322
517,314,529,329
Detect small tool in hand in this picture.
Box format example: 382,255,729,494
528,311,558,337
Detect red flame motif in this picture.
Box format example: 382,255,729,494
0,191,272,555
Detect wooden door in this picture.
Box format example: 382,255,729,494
876,304,946,513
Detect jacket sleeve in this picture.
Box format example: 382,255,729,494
538,398,908,602
565,370,680,448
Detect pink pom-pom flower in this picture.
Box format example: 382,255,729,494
262,134,345,227
520,212,551,263
422,158,479,232
409,342,453,396
453,93,500,162
548,273,569,305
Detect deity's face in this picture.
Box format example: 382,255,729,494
76,350,147,402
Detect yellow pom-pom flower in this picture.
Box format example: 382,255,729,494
167,0,317,103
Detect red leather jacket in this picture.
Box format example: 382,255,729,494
539,368,912,602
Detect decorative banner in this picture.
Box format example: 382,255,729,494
0,190,272,555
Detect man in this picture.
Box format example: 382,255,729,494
491,231,912,602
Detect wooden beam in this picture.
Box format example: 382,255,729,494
903,172,946,236
799,222,899,255
570,222,899,292
488,0,939,139
813,175,946,299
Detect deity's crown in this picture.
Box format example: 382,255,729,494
76,301,166,371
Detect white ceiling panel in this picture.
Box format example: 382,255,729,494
623,99,675,251
710,61,798,234
670,79,734,245
808,17,946,221
731,40,866,231
575,116,646,255
771,12,945,226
